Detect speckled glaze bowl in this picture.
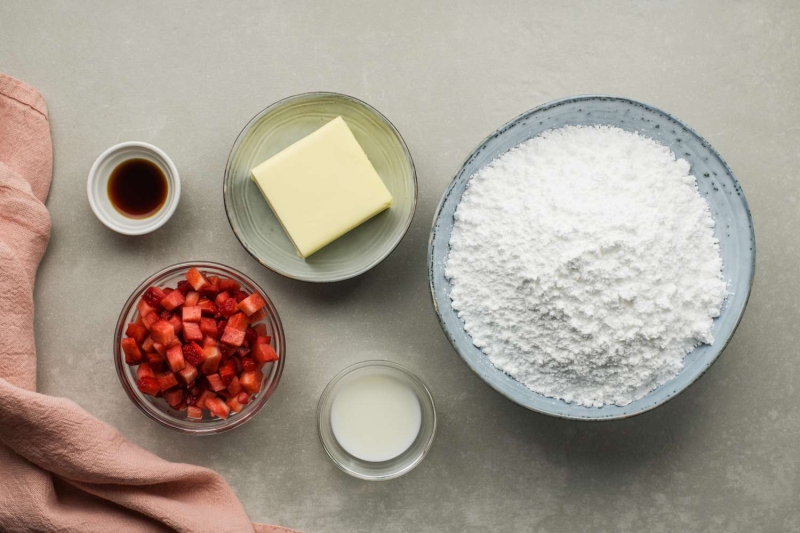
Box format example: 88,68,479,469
224,92,417,283
429,95,756,421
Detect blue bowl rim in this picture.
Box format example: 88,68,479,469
427,94,756,421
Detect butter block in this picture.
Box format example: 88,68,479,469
250,116,393,259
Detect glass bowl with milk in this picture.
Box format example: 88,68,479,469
317,361,436,480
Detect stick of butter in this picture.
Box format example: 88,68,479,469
250,116,393,259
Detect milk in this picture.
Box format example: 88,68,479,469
330,373,422,462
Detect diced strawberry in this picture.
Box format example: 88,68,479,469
169,315,183,335
187,405,203,420
145,350,166,371
182,341,205,366
199,318,217,337
159,309,173,320
205,373,226,392
161,289,185,311
215,319,227,340
226,396,245,413
153,342,167,356
163,388,184,408
150,319,175,345
141,335,154,352
137,376,160,396
206,397,230,419
197,298,217,316
215,291,230,306
121,337,143,365
218,359,236,385
200,343,221,374
255,335,271,346
239,370,263,394
176,280,192,294
232,356,243,374
218,297,237,318
248,309,267,324
252,323,268,336
233,290,249,303
135,314,145,327
237,392,250,405
220,327,245,347
237,293,267,316
166,344,186,372
253,343,279,365
244,327,257,346
226,312,248,331
142,311,159,330
241,357,258,373
200,276,221,298
143,286,166,308
196,390,216,410
162,287,174,295
125,323,148,345
137,299,156,318
226,375,241,396
182,321,203,342
156,372,179,391
185,290,200,307
182,305,201,323
137,361,155,380
186,267,209,291
178,363,198,386
218,278,240,292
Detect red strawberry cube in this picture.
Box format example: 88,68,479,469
137,299,156,318
178,363,198,386
183,321,203,342
141,335,155,352
185,291,200,307
218,279,240,292
196,390,216,410
215,291,230,306
197,298,217,316
248,309,267,325
219,297,237,318
237,392,250,405
206,397,230,419
142,311,160,330
237,293,267,317
199,318,218,337
205,373,226,392
226,312,248,332
241,357,258,373
187,405,203,420
160,289,185,311
168,315,183,335
136,361,155,380
244,327,257,346
182,341,205,366
150,320,176,345
200,351,221,374
163,388,184,408
143,286,166,308
226,396,245,413
186,267,209,291
121,337,143,365
220,327,245,347
256,335,271,345
218,359,236,385
145,350,166,371
125,323,148,345
226,375,241,396
137,376,160,396
252,323,268,337
176,280,191,294
239,370,263,394
233,290,248,303
215,319,227,340
182,305,202,323
253,343,279,365
156,372,179,391
153,342,167,356
166,344,186,372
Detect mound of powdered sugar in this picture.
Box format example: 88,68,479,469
445,125,727,407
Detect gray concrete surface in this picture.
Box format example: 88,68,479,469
2,1,799,531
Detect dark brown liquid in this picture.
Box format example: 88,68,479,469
108,158,168,218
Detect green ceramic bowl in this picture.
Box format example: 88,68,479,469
224,92,417,283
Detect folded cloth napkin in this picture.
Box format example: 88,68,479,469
0,73,297,533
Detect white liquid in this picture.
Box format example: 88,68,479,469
330,373,422,462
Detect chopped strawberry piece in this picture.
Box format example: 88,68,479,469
125,323,148,345
187,405,203,420
121,337,143,365
200,345,221,374
197,298,217,316
178,363,198,386
159,309,173,320
255,335,271,346
235,346,251,359
196,390,216,410
141,335,154,352
226,396,245,413
253,343,279,365
176,280,192,294
185,267,209,291
239,370,263,394
233,290,249,303
215,319,227,340
244,327,257,346
162,287,174,295
143,286,166,308
218,359,236,385
137,361,155,380
160,289,185,311
237,392,250,405
168,315,182,335
199,318,217,337
215,291,230,306
142,311,160,330
200,276,221,298
183,321,203,341
252,323,268,336
220,327,245,347
182,341,205,366
152,342,167,356
163,388,184,408
218,279,240,292
166,344,186,372
137,376,160,396
182,305,201,323
218,297,237,318
226,312,248,331
156,372,179,391
206,397,230,419
205,373,226,392
226,375,241,396
145,350,166,371
137,299,156,318
248,309,267,324
150,319,176,345
237,293,267,316
185,290,200,307
241,357,258,373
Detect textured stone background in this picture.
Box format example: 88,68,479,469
2,1,798,531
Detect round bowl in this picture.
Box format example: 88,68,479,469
87,141,180,235
224,92,417,283
428,95,756,421
114,261,286,434
317,361,436,480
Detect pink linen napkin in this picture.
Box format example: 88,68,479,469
0,73,297,533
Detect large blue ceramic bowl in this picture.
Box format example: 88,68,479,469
428,96,755,420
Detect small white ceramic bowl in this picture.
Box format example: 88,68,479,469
87,141,180,235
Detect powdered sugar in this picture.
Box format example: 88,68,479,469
445,125,727,407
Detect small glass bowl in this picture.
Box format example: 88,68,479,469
317,361,436,480
114,261,285,435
